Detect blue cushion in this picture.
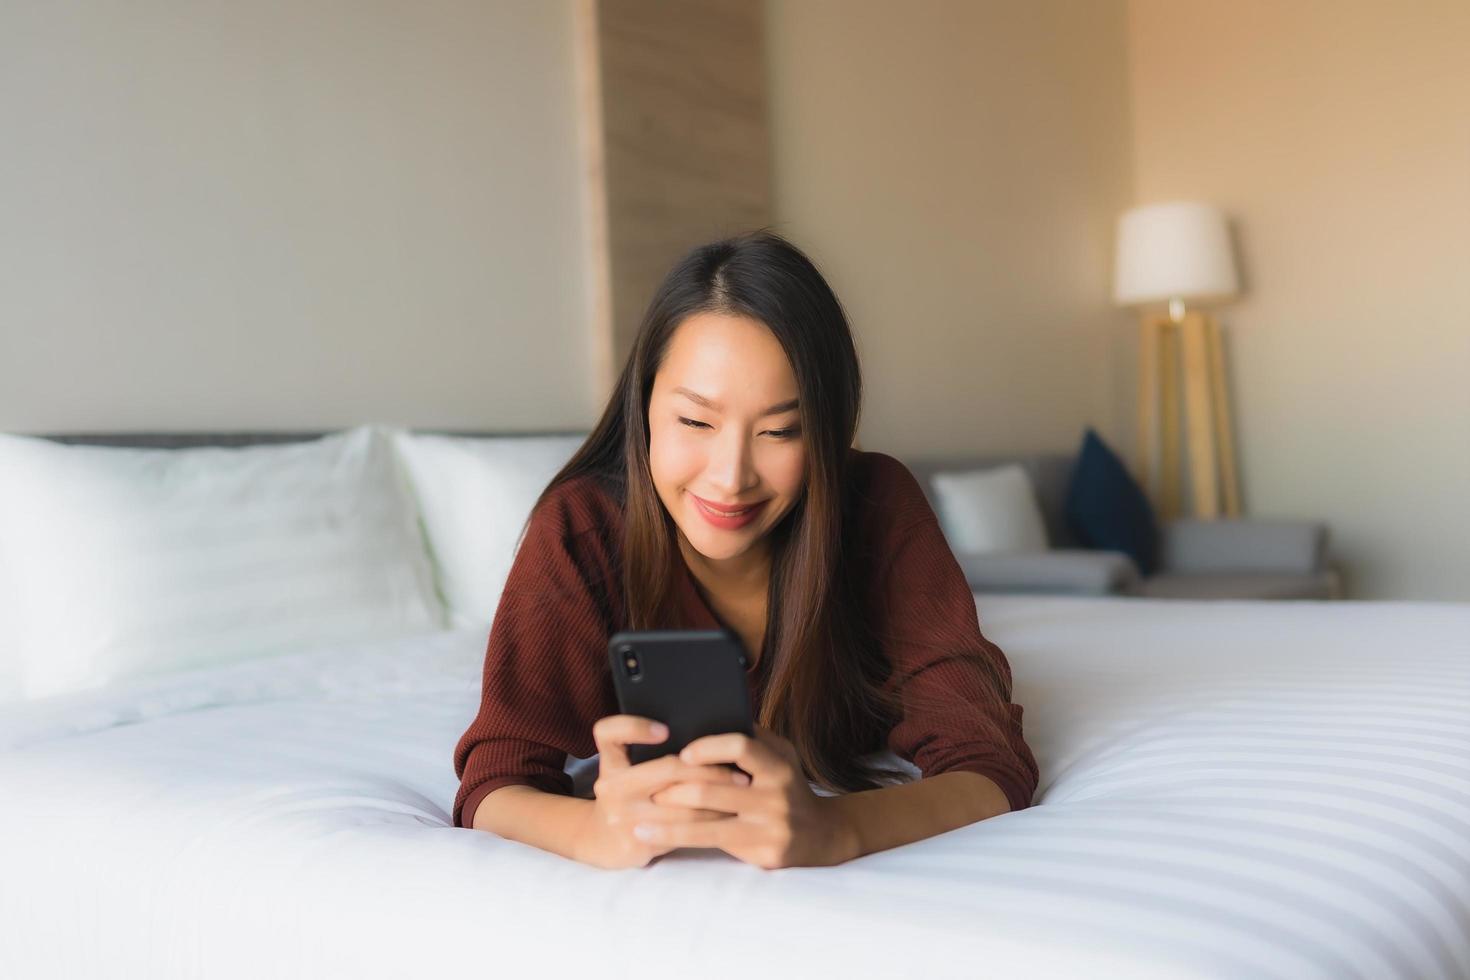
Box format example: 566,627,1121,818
1064,428,1160,575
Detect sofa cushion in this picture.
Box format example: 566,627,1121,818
931,464,1049,553
955,549,1140,595
1136,571,1339,600
1064,428,1160,575
907,454,1079,548
1160,519,1327,574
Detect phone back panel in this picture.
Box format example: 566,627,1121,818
607,629,754,765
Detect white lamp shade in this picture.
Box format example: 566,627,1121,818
1113,201,1240,307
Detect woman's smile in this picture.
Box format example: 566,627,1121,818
689,491,770,529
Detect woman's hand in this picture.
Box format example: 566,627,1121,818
576,714,751,870
642,726,859,869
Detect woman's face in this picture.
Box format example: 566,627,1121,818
648,312,807,570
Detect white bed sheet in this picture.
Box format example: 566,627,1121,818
1,595,1467,979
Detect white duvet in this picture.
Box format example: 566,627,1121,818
1,595,1467,979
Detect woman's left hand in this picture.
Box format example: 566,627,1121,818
642,725,858,868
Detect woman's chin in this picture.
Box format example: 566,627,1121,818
680,524,760,562
687,538,748,563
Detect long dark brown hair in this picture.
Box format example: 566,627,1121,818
533,229,905,793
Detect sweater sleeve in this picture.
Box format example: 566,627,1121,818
451,490,619,829
872,459,1041,813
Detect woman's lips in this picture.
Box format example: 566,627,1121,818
689,492,769,530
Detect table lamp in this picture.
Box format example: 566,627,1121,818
1113,201,1242,520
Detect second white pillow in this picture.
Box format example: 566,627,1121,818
930,464,1049,554
391,430,587,631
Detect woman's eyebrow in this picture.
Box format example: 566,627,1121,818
673,387,799,417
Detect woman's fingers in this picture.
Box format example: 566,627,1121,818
650,780,752,816
632,800,732,824
618,753,748,799
631,817,742,851
679,732,788,784
591,714,668,771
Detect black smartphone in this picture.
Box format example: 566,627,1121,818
606,628,755,766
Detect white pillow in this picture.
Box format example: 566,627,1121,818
0,425,445,701
930,464,1049,554
390,430,586,630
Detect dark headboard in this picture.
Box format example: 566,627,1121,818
33,429,590,449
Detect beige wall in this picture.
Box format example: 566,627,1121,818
0,0,595,433
764,0,1136,459
4,0,1140,469
1127,0,1470,599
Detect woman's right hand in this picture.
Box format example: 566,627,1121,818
577,714,750,869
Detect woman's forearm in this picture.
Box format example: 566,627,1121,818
473,771,1011,867
826,771,1011,861
471,784,595,862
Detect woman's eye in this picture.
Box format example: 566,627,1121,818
677,417,799,439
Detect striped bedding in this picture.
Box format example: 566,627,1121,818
0,594,1466,979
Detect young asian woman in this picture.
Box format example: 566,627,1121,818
452,229,1039,869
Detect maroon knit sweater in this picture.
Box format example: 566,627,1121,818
451,449,1039,829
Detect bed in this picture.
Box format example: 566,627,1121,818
2,588,1467,979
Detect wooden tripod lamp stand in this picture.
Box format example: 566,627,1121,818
1114,201,1243,521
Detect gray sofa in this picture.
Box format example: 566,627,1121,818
903,453,1342,600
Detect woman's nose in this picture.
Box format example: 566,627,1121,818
706,430,758,494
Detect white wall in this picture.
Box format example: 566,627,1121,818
1127,0,1470,599
0,0,594,433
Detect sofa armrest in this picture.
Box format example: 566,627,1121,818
953,550,1140,595
1160,519,1328,575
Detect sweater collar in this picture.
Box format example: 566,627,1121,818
675,555,723,631
674,556,769,694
